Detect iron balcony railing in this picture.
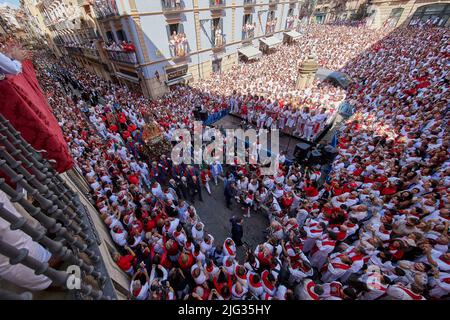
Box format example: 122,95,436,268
84,27,100,40
95,11,117,20
94,0,120,20
65,46,83,55
82,47,100,60
106,50,138,65
243,0,256,6
169,37,189,58
161,0,185,12
0,114,117,300
242,27,255,41
210,0,226,8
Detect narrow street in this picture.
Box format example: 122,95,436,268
194,179,268,261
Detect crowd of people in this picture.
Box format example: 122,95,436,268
193,24,385,141
103,40,136,53
29,21,449,301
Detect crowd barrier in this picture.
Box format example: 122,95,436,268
203,109,230,125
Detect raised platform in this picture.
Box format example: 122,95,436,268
211,114,302,160
223,112,337,146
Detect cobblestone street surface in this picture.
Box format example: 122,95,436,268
193,179,268,261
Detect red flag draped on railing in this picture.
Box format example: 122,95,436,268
0,60,73,172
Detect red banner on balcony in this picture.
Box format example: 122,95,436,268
0,60,73,172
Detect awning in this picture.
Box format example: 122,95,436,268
284,30,302,40
259,36,282,48
238,46,262,60
115,72,140,84
165,73,193,86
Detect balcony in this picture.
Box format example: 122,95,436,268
169,42,189,59
265,19,277,35
94,0,120,20
65,46,83,55
286,16,296,30
82,47,100,61
54,39,64,46
0,114,118,300
242,25,255,41
161,0,185,13
84,27,100,40
95,10,118,20
107,50,138,65
212,33,226,51
43,16,62,27
243,0,256,7
210,0,226,10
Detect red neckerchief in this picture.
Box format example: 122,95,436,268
262,271,275,291
306,281,319,300
397,286,424,300
249,274,262,288
332,263,351,270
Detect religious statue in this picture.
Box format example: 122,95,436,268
141,117,172,161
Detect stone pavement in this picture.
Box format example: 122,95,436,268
193,179,268,261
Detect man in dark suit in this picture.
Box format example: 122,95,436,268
179,176,191,201
168,178,183,200
224,181,236,210
230,216,244,247
188,175,203,203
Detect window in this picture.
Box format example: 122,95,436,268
243,13,252,25
410,4,450,26
212,58,222,74
266,10,277,34
242,14,254,40
167,23,187,57
386,8,404,27
168,23,183,37
212,18,224,47
116,29,127,42
286,8,295,29
106,31,114,43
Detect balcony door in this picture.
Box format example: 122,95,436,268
286,8,295,30
211,18,224,47
167,23,187,57
266,10,276,35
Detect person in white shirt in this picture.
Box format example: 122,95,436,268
0,191,52,290
0,43,27,76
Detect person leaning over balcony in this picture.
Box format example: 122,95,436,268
0,41,29,77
